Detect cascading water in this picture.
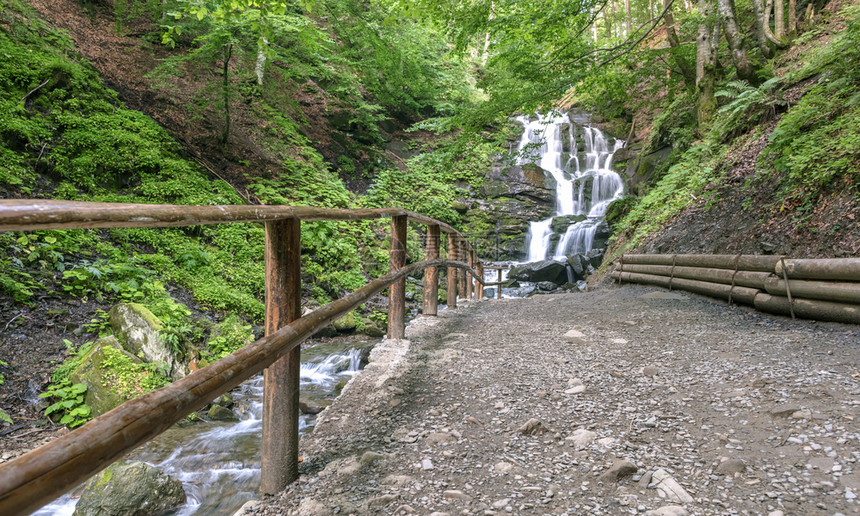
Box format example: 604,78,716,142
518,112,625,262
34,343,368,516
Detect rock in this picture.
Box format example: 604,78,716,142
425,432,456,445
791,409,812,419
601,460,638,482
297,498,327,515
536,281,558,292
443,490,472,501
360,318,386,338
566,428,597,448
564,329,588,344
208,404,239,421
69,336,141,417
109,303,187,380
649,468,694,504
232,500,258,516
421,459,434,470
642,366,659,376
517,418,550,435
332,311,357,332
769,404,802,417
715,458,747,475
73,461,185,516
360,451,388,466
215,393,233,408
299,401,324,415
368,494,399,508
508,260,567,285
492,498,511,508
564,384,586,394
645,506,689,516
493,461,514,474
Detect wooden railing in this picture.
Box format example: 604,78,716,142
0,200,488,515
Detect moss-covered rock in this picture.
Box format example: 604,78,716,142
333,311,357,333
73,461,185,516
69,336,139,417
109,303,188,380
208,404,239,421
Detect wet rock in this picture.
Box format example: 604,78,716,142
650,468,694,504
517,418,550,435
73,461,185,516
299,401,324,415
208,404,239,421
332,312,357,333
215,393,233,408
601,460,638,482
536,281,558,292
508,260,567,284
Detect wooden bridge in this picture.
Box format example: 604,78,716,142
0,200,489,515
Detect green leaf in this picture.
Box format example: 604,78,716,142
69,383,87,395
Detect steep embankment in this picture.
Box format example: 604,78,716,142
602,0,859,264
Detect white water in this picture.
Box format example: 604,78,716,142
33,345,367,516
517,112,625,262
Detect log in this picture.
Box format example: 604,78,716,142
0,258,472,516
610,271,760,305
466,252,474,300
754,293,860,324
387,215,408,339
775,258,860,281
621,254,784,272
476,262,484,300
261,219,302,494
620,263,773,289
763,276,860,306
457,242,468,300
423,225,440,316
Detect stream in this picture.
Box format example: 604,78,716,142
32,339,371,516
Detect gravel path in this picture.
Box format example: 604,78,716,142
249,285,860,516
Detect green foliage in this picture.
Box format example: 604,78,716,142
206,314,254,360
99,346,171,400
39,379,91,428
0,359,10,424
713,78,785,142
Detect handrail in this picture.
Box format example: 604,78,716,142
0,200,474,252
0,200,490,515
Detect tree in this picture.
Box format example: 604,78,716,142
716,0,759,84
696,0,721,126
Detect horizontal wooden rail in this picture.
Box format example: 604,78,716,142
0,200,475,252
613,254,860,325
0,258,477,515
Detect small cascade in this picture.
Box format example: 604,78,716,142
517,112,625,262
33,344,370,516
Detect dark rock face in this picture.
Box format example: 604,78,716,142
73,462,186,516
508,260,567,284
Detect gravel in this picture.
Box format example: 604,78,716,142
248,284,860,516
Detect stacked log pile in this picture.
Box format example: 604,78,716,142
610,254,860,324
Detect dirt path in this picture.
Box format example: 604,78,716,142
247,285,860,516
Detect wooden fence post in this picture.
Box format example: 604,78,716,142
423,225,440,316
477,262,484,300
497,268,503,299
447,235,458,309
466,251,474,300
261,218,301,494
388,215,408,339
457,242,467,300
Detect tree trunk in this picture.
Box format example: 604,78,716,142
696,0,721,127
751,0,775,57
664,0,696,92
774,0,785,38
788,0,796,34
625,0,632,35
255,37,269,86
716,0,758,84
221,43,232,145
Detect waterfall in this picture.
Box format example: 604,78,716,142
517,112,625,262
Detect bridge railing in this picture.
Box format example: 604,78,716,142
0,199,487,515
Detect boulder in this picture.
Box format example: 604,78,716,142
208,404,239,421
536,281,558,292
566,254,590,280
69,336,140,417
508,260,567,285
586,248,604,268
109,303,187,380
333,312,357,333
73,461,185,516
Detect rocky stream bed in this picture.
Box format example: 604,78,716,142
244,284,859,516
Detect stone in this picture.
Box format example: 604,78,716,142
360,451,388,466
421,459,434,470
645,506,689,516
601,460,638,482
232,500,259,516
715,458,747,475
332,311,357,332
109,303,187,380
612,338,628,344
791,409,812,419
642,366,659,376
564,329,588,344
492,498,511,508
297,498,327,515
425,432,457,445
650,469,694,504
508,260,567,285
769,404,802,417
443,490,472,501
215,393,233,408
73,461,185,516
517,418,550,435
493,462,513,474
69,336,140,417
299,401,324,415
566,429,596,448
368,494,399,508
208,404,239,421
